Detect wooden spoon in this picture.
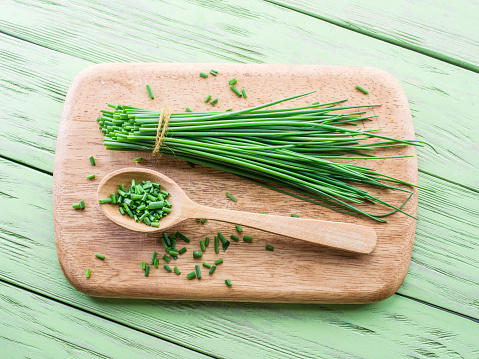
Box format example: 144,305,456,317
97,168,377,254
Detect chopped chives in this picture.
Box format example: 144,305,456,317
205,237,210,246
187,271,196,279
228,78,237,86
174,266,181,275
203,262,212,269
200,240,206,251
291,213,299,218
217,232,227,244
265,244,274,251
95,253,105,260
230,85,242,97
151,221,159,228
171,239,176,249
178,247,187,255
214,259,223,265
222,241,230,251
164,264,172,272
163,254,171,263
163,232,172,247
72,203,81,209
99,198,112,204
241,88,247,98
176,231,191,243
86,269,91,278
260,212,268,215
86,174,95,179
154,258,159,268
195,264,201,279
148,201,164,209
209,266,216,275
201,218,207,224
226,192,237,202
210,98,218,105
150,251,157,265
186,107,193,112
162,207,171,213
225,279,232,286
168,250,178,256
235,225,242,232
169,233,177,240
146,84,155,99
214,236,219,253
79,200,85,209
204,94,212,103
119,206,125,215
199,72,208,78
193,250,203,259
243,235,253,243
230,234,239,241
145,265,150,276
89,156,95,166
134,157,142,162
210,69,218,76
141,261,146,270
110,193,117,203
356,85,369,94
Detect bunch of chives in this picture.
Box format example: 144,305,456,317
98,92,429,222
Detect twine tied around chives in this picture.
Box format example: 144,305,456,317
152,107,172,157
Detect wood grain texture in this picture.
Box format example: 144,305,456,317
0,282,208,359
54,63,417,303
1,158,478,357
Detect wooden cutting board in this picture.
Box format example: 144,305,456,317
53,63,417,303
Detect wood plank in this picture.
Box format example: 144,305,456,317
0,281,208,358
262,0,479,72
1,1,478,189
54,63,417,302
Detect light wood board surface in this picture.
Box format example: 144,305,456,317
53,63,417,303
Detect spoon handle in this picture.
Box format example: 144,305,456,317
188,204,376,254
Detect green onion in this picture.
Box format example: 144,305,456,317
217,232,227,244
95,253,105,260
187,271,196,279
260,212,268,215
86,269,91,278
200,218,207,224
205,237,210,246
214,236,219,253
186,107,193,112
163,254,171,263
145,265,150,276
204,95,212,103
110,193,117,204
164,264,172,272
225,279,232,286
145,85,155,99
230,234,239,241
229,78,237,85
134,157,142,162
176,231,191,243
209,266,216,275
200,240,206,251
163,232,172,247
79,200,85,209
241,88,247,98
243,235,253,243
265,244,274,251
150,251,157,265
89,156,95,166
87,174,95,179
215,259,223,265
141,261,146,270
178,247,187,255
193,250,203,259
210,69,218,76
222,241,230,251
356,85,369,94
225,192,237,202
195,264,201,279
291,213,299,218
200,72,208,78
235,225,242,232
168,249,178,256
72,203,81,209
174,266,181,275
230,85,242,97
203,262,212,268
154,258,159,268
210,98,218,105
171,239,176,249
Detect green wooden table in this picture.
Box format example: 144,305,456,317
1,1,478,357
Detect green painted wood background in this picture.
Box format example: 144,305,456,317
0,0,477,357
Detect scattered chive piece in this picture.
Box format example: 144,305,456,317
134,157,142,163
110,193,117,204
199,72,208,78
178,247,187,255
209,265,216,275
171,239,176,249
146,84,154,99
225,279,232,286
235,225,242,232
89,156,95,166
230,234,239,241
204,94,212,103
230,85,242,97
291,213,299,218
210,98,218,105
356,85,369,94
164,264,172,272
243,235,253,243
225,192,237,202
260,212,268,215
86,269,91,278
154,258,159,268
265,245,274,251
163,254,171,263
99,198,112,204
241,88,247,98
87,174,95,179
222,241,230,251
195,264,201,279
163,232,172,247
201,218,207,224
169,233,177,240
148,201,164,209
145,265,150,276
214,236,219,253
215,259,223,265
205,237,210,246
200,240,206,251
141,261,146,270
210,69,218,76
119,207,125,215
312,101,320,105
187,271,196,280
72,203,81,209
217,232,227,244
176,231,191,243
187,161,196,168
95,253,105,260
228,78,237,85
151,222,159,228
226,108,233,111
174,266,181,275
79,200,85,209
193,250,203,259
203,262,212,269
168,250,178,256
163,207,171,213
186,107,193,112
150,251,157,265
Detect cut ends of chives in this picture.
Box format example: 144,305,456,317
186,107,193,112
235,225,242,232
187,271,196,279
265,244,274,251
230,234,239,241
145,265,150,276
356,85,369,94
243,235,253,243
174,266,181,275
86,174,95,179
86,269,91,278
193,250,203,259
241,88,247,98
146,84,155,99
210,69,218,76
134,157,142,162
291,213,299,218
95,253,105,260
195,264,202,279
210,98,218,105
226,192,237,202
89,156,95,166
73,200,85,210
204,94,212,103
209,265,216,275
225,279,232,286
228,78,237,86
199,72,208,78
230,85,242,97
214,258,223,265
164,264,172,272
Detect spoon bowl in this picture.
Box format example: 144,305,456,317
98,168,377,254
